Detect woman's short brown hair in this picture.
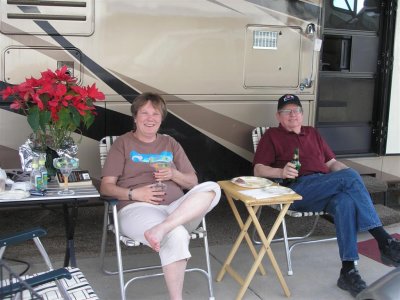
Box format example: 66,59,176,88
130,92,168,122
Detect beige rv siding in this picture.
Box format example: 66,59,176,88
0,0,321,177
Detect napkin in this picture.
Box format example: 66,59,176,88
11,181,31,191
239,187,294,199
0,190,30,200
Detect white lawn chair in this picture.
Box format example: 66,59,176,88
0,227,98,300
251,126,337,276
99,136,215,300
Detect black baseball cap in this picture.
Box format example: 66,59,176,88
277,94,302,110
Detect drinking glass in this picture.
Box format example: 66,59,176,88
149,157,171,192
53,157,79,195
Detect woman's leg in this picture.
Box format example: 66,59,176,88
119,204,191,300
163,260,187,300
145,181,220,252
119,181,220,299
145,191,215,251
145,191,217,299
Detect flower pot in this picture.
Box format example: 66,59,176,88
45,147,59,179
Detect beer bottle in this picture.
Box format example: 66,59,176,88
290,147,301,181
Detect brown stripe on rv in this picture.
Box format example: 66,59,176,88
112,70,254,153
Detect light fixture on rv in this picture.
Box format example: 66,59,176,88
305,23,315,35
300,78,312,91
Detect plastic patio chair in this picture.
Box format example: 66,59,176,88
99,136,215,300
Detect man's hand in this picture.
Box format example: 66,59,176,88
326,158,349,172
282,162,299,179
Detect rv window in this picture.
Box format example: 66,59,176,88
333,0,356,12
327,0,380,32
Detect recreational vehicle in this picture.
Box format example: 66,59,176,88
0,0,399,182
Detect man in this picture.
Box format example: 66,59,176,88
253,94,400,297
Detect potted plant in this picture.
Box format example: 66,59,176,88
1,66,105,174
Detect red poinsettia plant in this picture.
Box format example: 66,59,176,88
1,66,105,150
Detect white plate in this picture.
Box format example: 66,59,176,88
262,185,294,195
231,176,273,188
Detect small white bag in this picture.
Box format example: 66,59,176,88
0,168,6,192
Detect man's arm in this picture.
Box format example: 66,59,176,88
254,164,282,178
254,162,298,179
326,158,349,172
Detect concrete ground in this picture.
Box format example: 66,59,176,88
2,190,400,300
11,223,400,300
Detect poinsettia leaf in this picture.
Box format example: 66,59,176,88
83,113,94,129
86,98,93,107
58,107,72,129
71,108,81,127
39,110,51,132
40,93,50,103
27,106,40,131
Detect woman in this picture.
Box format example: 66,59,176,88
100,92,220,300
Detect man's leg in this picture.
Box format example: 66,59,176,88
291,168,400,265
290,170,362,260
291,168,381,252
288,168,400,296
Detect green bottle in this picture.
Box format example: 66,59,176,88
38,153,48,190
30,157,42,191
291,147,301,180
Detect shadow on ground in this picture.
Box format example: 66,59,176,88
2,191,400,263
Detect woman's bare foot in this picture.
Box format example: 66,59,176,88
144,225,166,252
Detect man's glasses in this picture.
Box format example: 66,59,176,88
278,107,303,115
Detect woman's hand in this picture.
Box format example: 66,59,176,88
153,167,173,182
100,177,166,205
153,166,197,190
134,184,166,205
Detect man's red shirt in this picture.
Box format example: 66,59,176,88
253,124,335,176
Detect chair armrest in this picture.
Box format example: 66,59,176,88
0,267,71,297
101,195,119,206
0,227,47,247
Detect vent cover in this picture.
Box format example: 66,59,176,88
253,31,278,49
244,25,302,88
0,0,94,35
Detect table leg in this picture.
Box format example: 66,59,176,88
231,203,291,300
216,194,266,283
63,201,79,267
247,204,291,297
227,195,267,274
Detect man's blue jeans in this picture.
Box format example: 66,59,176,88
289,168,382,261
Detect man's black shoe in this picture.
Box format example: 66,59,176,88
337,268,367,297
380,238,400,267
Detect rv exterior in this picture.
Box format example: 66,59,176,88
0,0,398,181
